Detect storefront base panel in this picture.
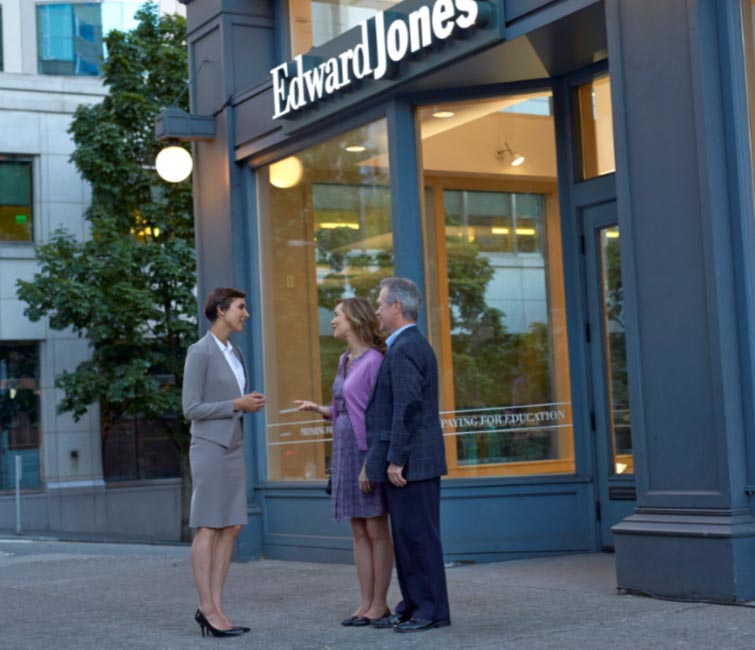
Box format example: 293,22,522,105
253,480,596,564
0,480,182,542
614,512,755,603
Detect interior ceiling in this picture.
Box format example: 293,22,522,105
401,1,607,94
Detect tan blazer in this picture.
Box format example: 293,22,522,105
182,332,248,448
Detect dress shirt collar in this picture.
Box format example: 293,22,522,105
210,332,233,354
386,323,416,347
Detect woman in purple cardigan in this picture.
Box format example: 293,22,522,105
295,297,393,627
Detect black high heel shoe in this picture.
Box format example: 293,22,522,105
194,609,245,637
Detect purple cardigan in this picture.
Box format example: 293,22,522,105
330,347,383,452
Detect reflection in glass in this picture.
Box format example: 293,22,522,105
599,227,633,475
36,2,142,76
575,74,616,180
257,120,393,481
289,0,402,56
419,93,575,478
0,343,41,490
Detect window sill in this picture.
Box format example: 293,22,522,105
0,244,36,259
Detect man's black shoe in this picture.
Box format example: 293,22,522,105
371,613,409,629
394,617,451,633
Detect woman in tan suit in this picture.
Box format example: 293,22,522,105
182,288,265,638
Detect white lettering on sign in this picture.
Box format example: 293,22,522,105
271,0,484,119
439,403,571,436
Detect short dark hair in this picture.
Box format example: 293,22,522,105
379,277,422,322
204,288,246,323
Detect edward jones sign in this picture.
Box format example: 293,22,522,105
271,0,490,119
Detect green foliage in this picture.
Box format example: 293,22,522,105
445,238,554,463
16,4,195,448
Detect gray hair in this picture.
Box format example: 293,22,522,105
379,277,422,322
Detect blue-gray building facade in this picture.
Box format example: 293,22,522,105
179,0,755,602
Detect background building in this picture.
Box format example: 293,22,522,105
0,0,184,539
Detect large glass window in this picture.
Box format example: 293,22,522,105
420,93,575,477
0,343,41,491
36,2,142,76
258,120,392,481
0,159,33,242
289,0,401,56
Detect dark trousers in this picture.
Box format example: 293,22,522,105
386,477,450,622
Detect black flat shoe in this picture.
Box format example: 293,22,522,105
371,612,406,629
354,606,391,627
341,615,360,626
394,617,451,633
194,609,245,637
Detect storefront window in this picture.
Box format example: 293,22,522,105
289,0,401,56
419,93,575,477
258,120,393,481
0,159,33,242
574,74,615,181
36,2,142,76
0,343,41,490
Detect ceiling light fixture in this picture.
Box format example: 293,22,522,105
345,145,366,152
496,141,525,167
432,109,455,119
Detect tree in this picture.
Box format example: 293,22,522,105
16,4,196,540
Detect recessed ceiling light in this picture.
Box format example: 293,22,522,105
432,110,455,119
345,145,366,152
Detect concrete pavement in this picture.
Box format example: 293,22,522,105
1,536,754,650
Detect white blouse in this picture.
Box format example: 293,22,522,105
211,333,246,395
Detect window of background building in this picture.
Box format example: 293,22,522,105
1,6,4,72
419,93,575,478
289,0,401,56
0,343,41,491
0,158,33,242
257,120,393,481
102,413,181,482
36,1,142,76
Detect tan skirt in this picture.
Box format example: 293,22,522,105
189,421,247,528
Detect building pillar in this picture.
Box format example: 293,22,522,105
607,0,755,601
182,0,277,558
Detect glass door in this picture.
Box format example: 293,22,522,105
582,201,636,547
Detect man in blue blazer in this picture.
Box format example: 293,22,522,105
364,277,450,633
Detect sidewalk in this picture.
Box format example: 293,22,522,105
1,536,754,650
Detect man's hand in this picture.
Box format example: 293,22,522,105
387,463,407,487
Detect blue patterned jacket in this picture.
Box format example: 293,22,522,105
364,326,447,482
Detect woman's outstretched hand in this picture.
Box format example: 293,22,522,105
294,400,330,418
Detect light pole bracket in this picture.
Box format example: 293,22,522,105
155,107,216,142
